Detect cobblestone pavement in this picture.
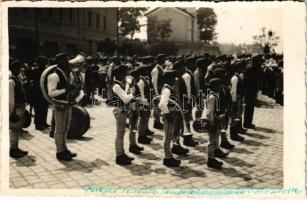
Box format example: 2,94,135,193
10,95,283,189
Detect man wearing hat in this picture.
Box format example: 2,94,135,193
229,61,245,142
108,64,135,165
206,78,225,170
243,55,262,129
212,68,235,150
151,54,166,130
30,56,50,130
47,53,77,161
194,58,208,119
159,69,182,167
9,59,29,158
128,67,151,154
176,59,199,147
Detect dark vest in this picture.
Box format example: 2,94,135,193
108,80,128,110
235,74,244,96
10,75,26,105
175,76,188,105
162,84,178,111
140,76,150,101
52,68,69,101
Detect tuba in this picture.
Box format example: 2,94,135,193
69,54,85,67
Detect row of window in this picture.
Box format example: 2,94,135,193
19,8,108,31
87,12,108,31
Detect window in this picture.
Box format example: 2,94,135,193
69,9,73,23
48,9,53,18
103,16,107,31
96,14,100,29
59,9,63,21
88,12,92,27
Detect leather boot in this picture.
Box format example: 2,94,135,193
163,157,181,167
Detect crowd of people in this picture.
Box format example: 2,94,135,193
9,51,283,170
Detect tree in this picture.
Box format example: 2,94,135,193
118,8,148,39
253,27,280,54
147,17,173,44
196,8,218,43
97,38,116,56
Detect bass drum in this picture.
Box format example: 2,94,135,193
67,105,90,139
23,109,32,128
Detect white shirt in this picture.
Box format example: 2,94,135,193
112,84,133,104
230,75,238,101
137,79,147,103
47,73,66,98
151,64,163,95
158,87,171,114
182,72,191,96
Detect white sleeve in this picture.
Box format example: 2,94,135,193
230,76,238,101
182,73,191,96
9,80,15,113
206,95,215,123
151,68,159,94
159,88,171,114
137,79,146,101
47,73,66,98
113,84,133,104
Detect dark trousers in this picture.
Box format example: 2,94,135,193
33,100,49,126
244,95,256,126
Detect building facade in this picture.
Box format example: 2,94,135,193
145,7,220,55
145,7,199,43
9,8,118,60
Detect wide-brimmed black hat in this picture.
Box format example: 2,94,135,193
156,54,166,62
112,64,128,77
55,53,68,63
209,78,222,88
37,56,48,66
172,61,185,72
163,69,177,80
9,59,20,71
213,68,226,79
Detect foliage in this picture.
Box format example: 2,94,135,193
252,27,280,54
147,17,173,43
96,38,117,56
148,41,178,55
118,8,148,39
118,38,148,56
196,8,218,43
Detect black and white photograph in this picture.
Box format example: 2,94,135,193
6,4,287,192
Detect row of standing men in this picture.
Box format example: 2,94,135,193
9,53,283,170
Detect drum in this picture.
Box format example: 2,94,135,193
67,105,90,139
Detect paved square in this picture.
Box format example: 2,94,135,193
10,95,283,189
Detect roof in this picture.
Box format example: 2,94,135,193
145,7,195,19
